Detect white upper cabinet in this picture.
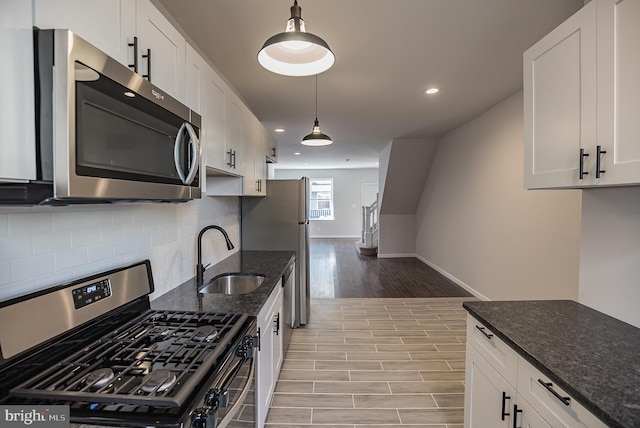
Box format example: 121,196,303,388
203,67,232,174
135,0,186,102
185,44,207,114
1,0,36,182
32,0,185,102
523,1,596,189
33,0,135,66
595,0,640,186
524,0,640,189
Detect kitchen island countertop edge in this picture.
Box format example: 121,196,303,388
463,300,640,428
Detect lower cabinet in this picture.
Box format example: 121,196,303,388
256,281,283,427
464,315,607,428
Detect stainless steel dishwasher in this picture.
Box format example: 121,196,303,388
282,262,295,355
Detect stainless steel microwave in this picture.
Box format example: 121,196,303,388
0,29,201,205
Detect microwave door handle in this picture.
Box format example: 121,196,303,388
174,122,200,185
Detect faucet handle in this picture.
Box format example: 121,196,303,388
204,263,211,270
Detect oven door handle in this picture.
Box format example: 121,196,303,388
209,358,255,428
206,349,251,406
174,122,200,185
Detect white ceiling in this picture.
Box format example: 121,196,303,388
155,0,583,170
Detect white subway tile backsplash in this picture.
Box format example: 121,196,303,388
54,247,88,271
71,228,101,248
86,209,114,229
0,261,11,286
53,210,87,231
0,197,240,302
9,212,52,236
0,214,8,237
11,253,55,282
0,236,32,260
87,243,115,263
33,231,71,255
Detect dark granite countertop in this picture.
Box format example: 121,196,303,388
151,250,295,316
463,300,640,428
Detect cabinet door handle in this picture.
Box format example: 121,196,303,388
274,313,280,335
512,404,522,428
537,379,571,405
142,48,151,81
227,149,236,168
128,37,139,73
501,391,511,421
579,148,589,179
475,325,493,339
596,145,607,178
256,327,261,351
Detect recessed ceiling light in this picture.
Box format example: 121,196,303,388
425,88,439,95
274,128,285,133
294,152,301,155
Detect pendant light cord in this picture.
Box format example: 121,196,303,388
314,74,318,120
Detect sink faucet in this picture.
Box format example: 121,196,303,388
196,225,235,286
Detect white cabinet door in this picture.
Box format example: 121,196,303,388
33,0,135,66
515,396,552,428
266,131,278,163
464,344,515,428
135,0,185,102
227,96,246,176
523,1,597,189
185,44,208,114
0,0,36,182
256,283,283,428
243,113,259,196
595,0,640,185
203,68,230,173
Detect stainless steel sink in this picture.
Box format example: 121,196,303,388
198,273,265,295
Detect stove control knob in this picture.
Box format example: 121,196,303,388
205,388,228,407
190,408,215,428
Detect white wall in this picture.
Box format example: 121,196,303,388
378,214,416,257
414,91,583,301
274,168,379,238
579,187,640,328
0,197,240,302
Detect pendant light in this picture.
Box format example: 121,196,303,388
302,75,333,146
258,0,335,77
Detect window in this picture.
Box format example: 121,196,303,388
309,178,334,220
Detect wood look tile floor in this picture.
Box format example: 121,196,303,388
265,298,472,427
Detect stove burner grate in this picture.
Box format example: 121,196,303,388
9,310,248,408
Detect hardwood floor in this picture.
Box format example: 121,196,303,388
309,238,473,299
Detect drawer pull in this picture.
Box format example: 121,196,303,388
475,325,494,339
538,378,571,406
501,391,511,421
513,404,522,428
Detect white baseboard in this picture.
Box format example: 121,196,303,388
377,253,417,258
415,255,490,301
309,235,361,239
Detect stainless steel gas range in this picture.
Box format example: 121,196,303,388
0,261,257,428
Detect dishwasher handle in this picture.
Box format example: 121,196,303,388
282,263,294,286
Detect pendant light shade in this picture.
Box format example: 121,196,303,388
258,1,335,77
302,75,332,146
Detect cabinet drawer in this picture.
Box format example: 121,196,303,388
466,314,519,387
517,357,607,428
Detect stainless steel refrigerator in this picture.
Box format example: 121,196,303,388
241,178,310,328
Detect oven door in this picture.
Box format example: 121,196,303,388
190,324,257,428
